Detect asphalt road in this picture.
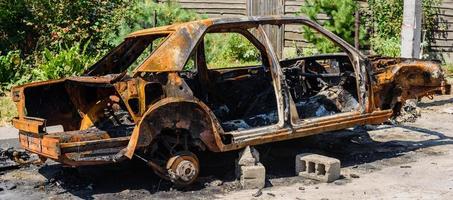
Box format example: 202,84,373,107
0,127,19,148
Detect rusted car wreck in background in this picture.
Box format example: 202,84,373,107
10,16,450,185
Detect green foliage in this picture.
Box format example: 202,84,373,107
443,64,453,75
368,0,442,57
0,0,200,95
0,51,31,94
0,0,261,101
0,96,17,126
369,36,401,57
205,33,261,68
299,0,366,54
0,0,126,55
102,0,202,47
33,42,99,81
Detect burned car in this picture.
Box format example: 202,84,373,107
10,16,450,185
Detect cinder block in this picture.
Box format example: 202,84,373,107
239,164,265,189
295,153,340,183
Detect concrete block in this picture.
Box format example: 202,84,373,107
239,164,265,189
295,153,340,183
237,146,260,166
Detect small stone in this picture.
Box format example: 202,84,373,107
315,186,319,189
252,189,262,197
298,186,305,190
210,180,223,187
441,107,453,114
350,174,360,178
6,184,17,190
86,184,93,190
267,193,275,197
400,165,411,168
121,189,130,194
334,180,346,185
0,187,3,192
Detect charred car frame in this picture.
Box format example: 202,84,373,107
10,16,451,185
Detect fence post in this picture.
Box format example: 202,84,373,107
401,0,422,58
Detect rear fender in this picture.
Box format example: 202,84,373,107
123,97,225,158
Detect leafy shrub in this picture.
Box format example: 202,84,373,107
0,51,31,94
0,0,261,97
33,42,99,81
368,0,442,57
101,0,202,47
369,36,401,57
0,96,17,126
299,0,366,53
0,0,127,55
205,33,261,68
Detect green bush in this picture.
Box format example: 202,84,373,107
205,33,261,68
0,51,31,95
299,0,366,54
33,42,99,81
0,96,17,126
0,0,263,97
102,0,202,47
0,0,127,55
368,0,442,57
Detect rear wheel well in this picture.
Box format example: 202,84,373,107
136,101,221,152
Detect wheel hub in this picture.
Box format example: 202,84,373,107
166,152,199,185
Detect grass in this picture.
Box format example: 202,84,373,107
0,95,17,126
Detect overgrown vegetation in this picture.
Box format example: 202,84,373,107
299,0,366,54
0,0,260,123
0,96,17,126
0,1,204,95
299,0,443,58
367,0,442,57
32,42,100,81
205,33,261,68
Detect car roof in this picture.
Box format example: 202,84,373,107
131,16,319,73
126,16,310,38
124,15,357,74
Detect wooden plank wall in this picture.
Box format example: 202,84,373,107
157,0,247,18
430,0,453,62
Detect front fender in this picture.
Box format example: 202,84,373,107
372,58,450,110
123,97,225,158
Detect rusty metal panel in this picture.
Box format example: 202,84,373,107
12,117,45,134
19,132,60,160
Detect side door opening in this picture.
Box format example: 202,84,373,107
278,23,360,121
183,27,280,133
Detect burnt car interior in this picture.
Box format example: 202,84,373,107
182,27,279,132
281,54,359,119
279,23,359,120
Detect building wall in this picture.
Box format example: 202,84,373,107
430,0,453,63
157,0,248,17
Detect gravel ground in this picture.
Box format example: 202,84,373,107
1,95,453,200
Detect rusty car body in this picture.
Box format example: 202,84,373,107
10,16,450,185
